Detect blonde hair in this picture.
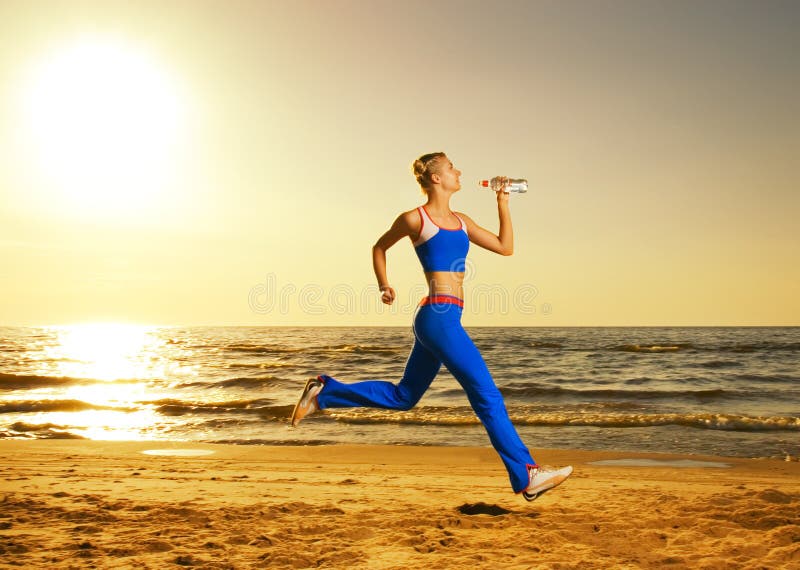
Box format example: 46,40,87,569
412,152,446,194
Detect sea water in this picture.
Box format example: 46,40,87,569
1,326,798,459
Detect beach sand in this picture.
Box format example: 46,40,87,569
0,441,798,569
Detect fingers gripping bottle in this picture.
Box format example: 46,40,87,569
478,177,528,193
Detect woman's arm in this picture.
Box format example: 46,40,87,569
459,188,514,256
372,211,416,305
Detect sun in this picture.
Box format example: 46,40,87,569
18,35,185,219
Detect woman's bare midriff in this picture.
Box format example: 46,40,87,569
425,271,465,299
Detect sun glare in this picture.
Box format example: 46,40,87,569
18,36,185,219
44,323,164,381
12,323,202,442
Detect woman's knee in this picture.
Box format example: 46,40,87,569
465,384,505,416
393,385,421,410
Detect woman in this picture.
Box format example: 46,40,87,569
291,152,572,501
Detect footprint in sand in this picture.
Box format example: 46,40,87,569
457,502,512,516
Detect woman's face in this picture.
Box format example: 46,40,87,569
436,156,462,192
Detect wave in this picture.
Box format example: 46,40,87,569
324,408,800,432
0,372,148,391
606,341,800,354
148,398,290,419
733,373,798,384
0,399,134,414
176,376,288,390
497,383,775,402
223,343,306,355
497,339,800,354
321,344,403,354
698,360,743,369
0,421,85,439
226,362,295,370
611,344,693,353
0,372,88,390
489,339,565,350
209,438,337,446
719,342,800,353
529,341,565,349
221,342,403,356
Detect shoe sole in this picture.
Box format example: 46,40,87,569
290,377,322,428
523,468,572,502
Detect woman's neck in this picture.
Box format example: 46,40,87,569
424,191,452,215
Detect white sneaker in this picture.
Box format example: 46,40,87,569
290,377,324,427
522,465,573,502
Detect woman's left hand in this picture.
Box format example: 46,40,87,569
380,286,396,305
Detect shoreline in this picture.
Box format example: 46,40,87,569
1,440,799,568
0,437,793,463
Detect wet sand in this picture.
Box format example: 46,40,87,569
1,440,798,569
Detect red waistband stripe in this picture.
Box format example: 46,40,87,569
419,295,464,308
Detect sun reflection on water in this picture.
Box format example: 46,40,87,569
24,323,198,441
25,409,165,441
44,323,166,381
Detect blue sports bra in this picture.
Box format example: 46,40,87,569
413,206,470,273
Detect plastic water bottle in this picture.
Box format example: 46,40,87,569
478,177,528,193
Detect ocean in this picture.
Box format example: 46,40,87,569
1,325,798,459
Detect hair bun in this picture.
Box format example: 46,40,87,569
411,152,445,193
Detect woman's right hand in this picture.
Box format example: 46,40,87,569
493,176,510,195
380,286,396,305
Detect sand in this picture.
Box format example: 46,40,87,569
0,441,798,569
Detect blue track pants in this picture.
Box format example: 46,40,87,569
316,296,536,493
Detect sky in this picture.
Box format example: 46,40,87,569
1,0,798,327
